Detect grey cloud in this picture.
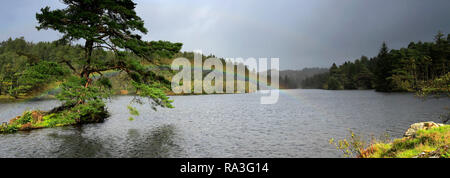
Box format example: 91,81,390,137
1,0,449,69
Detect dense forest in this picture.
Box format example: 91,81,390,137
302,32,450,93
0,37,183,99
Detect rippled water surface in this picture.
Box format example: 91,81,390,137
0,90,449,158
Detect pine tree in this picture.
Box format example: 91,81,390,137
374,42,393,91
35,0,178,119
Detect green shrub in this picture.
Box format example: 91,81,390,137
16,111,33,124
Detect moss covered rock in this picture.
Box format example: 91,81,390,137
403,121,444,138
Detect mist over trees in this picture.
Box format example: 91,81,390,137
278,68,328,89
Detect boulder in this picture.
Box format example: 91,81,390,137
404,121,444,138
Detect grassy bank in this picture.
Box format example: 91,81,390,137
360,125,450,158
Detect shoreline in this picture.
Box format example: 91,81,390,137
361,122,449,158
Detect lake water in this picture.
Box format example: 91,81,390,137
0,89,448,158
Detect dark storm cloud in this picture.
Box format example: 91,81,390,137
1,0,449,69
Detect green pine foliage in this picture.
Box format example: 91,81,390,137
302,32,450,92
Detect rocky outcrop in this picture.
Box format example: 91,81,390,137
403,121,444,138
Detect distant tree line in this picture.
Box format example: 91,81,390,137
302,32,450,92
274,68,328,89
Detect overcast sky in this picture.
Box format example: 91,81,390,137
1,0,449,70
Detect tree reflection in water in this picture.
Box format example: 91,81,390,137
47,124,182,158
125,124,182,158
48,126,112,158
